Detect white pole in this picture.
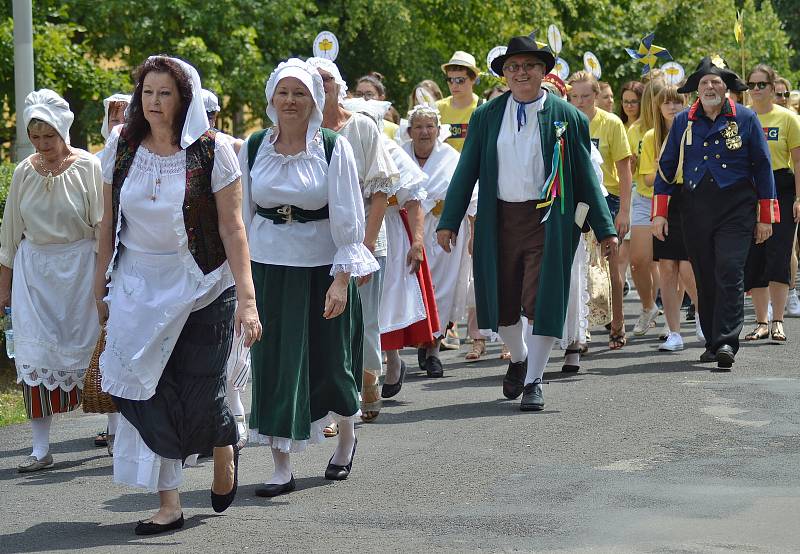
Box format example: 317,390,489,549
12,0,35,161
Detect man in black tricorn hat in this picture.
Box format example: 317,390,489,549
436,33,617,411
652,56,778,370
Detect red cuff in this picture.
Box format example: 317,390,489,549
757,199,780,224
651,194,670,219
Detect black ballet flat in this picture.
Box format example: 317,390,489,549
325,438,357,480
255,475,296,497
211,445,239,513
381,361,406,399
134,513,184,536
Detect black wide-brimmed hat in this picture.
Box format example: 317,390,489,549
678,56,749,94
491,34,556,76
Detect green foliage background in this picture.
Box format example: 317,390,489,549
0,0,797,153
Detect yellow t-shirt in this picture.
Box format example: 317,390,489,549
383,120,399,141
589,108,632,197
436,94,479,152
626,119,647,196
754,105,800,171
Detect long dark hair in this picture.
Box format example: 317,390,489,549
618,80,644,124
124,56,192,145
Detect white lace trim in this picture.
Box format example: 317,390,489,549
560,236,591,349
249,410,361,453
16,364,86,392
331,242,380,277
363,176,401,198
132,146,187,177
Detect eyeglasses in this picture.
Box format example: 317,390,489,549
354,90,377,99
622,99,640,106
502,62,544,74
445,77,468,85
747,81,770,90
775,91,791,99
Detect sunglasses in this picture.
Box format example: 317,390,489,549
445,77,468,85
775,91,791,99
747,81,770,90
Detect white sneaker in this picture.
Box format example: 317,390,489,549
659,332,684,351
658,323,670,341
695,319,705,342
633,306,659,336
786,290,800,318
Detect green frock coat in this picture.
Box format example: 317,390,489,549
437,91,617,338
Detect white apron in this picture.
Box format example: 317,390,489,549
12,238,98,391
378,206,427,334
424,214,471,337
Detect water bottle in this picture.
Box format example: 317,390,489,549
4,306,14,359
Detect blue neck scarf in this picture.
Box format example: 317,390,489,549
514,93,544,131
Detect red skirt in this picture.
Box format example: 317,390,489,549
381,209,441,350
22,383,82,419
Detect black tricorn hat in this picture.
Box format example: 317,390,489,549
491,33,556,76
677,56,749,94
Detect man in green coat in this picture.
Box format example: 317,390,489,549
436,34,618,411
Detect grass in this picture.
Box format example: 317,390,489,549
0,362,25,427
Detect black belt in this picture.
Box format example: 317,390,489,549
256,205,329,224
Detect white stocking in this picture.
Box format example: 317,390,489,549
30,416,52,459
524,334,556,385
106,412,120,436
332,417,356,466
497,319,528,363
269,448,292,485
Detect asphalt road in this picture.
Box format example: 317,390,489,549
1,294,799,553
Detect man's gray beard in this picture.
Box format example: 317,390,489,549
701,95,723,109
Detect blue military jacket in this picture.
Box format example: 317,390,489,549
653,98,779,223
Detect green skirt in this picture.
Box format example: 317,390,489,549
249,262,363,452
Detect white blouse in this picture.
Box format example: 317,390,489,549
0,151,103,268
239,128,378,277
338,113,401,257
497,91,548,203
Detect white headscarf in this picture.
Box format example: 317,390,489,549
23,89,74,144
265,58,325,145
342,97,391,131
201,89,220,113
306,57,348,104
101,93,132,139
143,56,210,149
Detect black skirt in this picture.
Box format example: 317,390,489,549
744,169,797,289
113,286,238,461
653,194,688,261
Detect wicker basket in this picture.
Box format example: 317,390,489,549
82,326,117,414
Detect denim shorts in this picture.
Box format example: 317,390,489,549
631,190,652,226
605,193,620,219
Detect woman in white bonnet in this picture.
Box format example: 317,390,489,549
0,89,103,473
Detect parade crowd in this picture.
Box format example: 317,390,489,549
2,32,799,535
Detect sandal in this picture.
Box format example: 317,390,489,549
771,320,786,342
608,325,627,350
499,344,511,361
745,322,769,341
94,429,108,447
360,370,381,423
465,339,486,362
323,421,339,438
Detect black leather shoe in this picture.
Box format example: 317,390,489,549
211,445,239,513
325,438,357,480
255,475,296,497
716,345,735,370
134,514,184,536
424,356,443,378
520,379,545,411
382,360,406,398
699,349,716,363
503,359,526,399
417,348,426,370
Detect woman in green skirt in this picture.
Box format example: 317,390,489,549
239,58,378,497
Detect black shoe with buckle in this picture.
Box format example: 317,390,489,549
520,379,545,411
503,359,526,399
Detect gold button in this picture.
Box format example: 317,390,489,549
722,163,727,168
715,154,720,159
703,142,709,147
703,155,708,160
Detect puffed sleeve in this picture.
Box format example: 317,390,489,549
237,133,259,234
386,139,427,206
327,136,380,277
355,115,401,197
84,155,104,241
0,163,28,268
211,136,242,193
100,126,121,184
